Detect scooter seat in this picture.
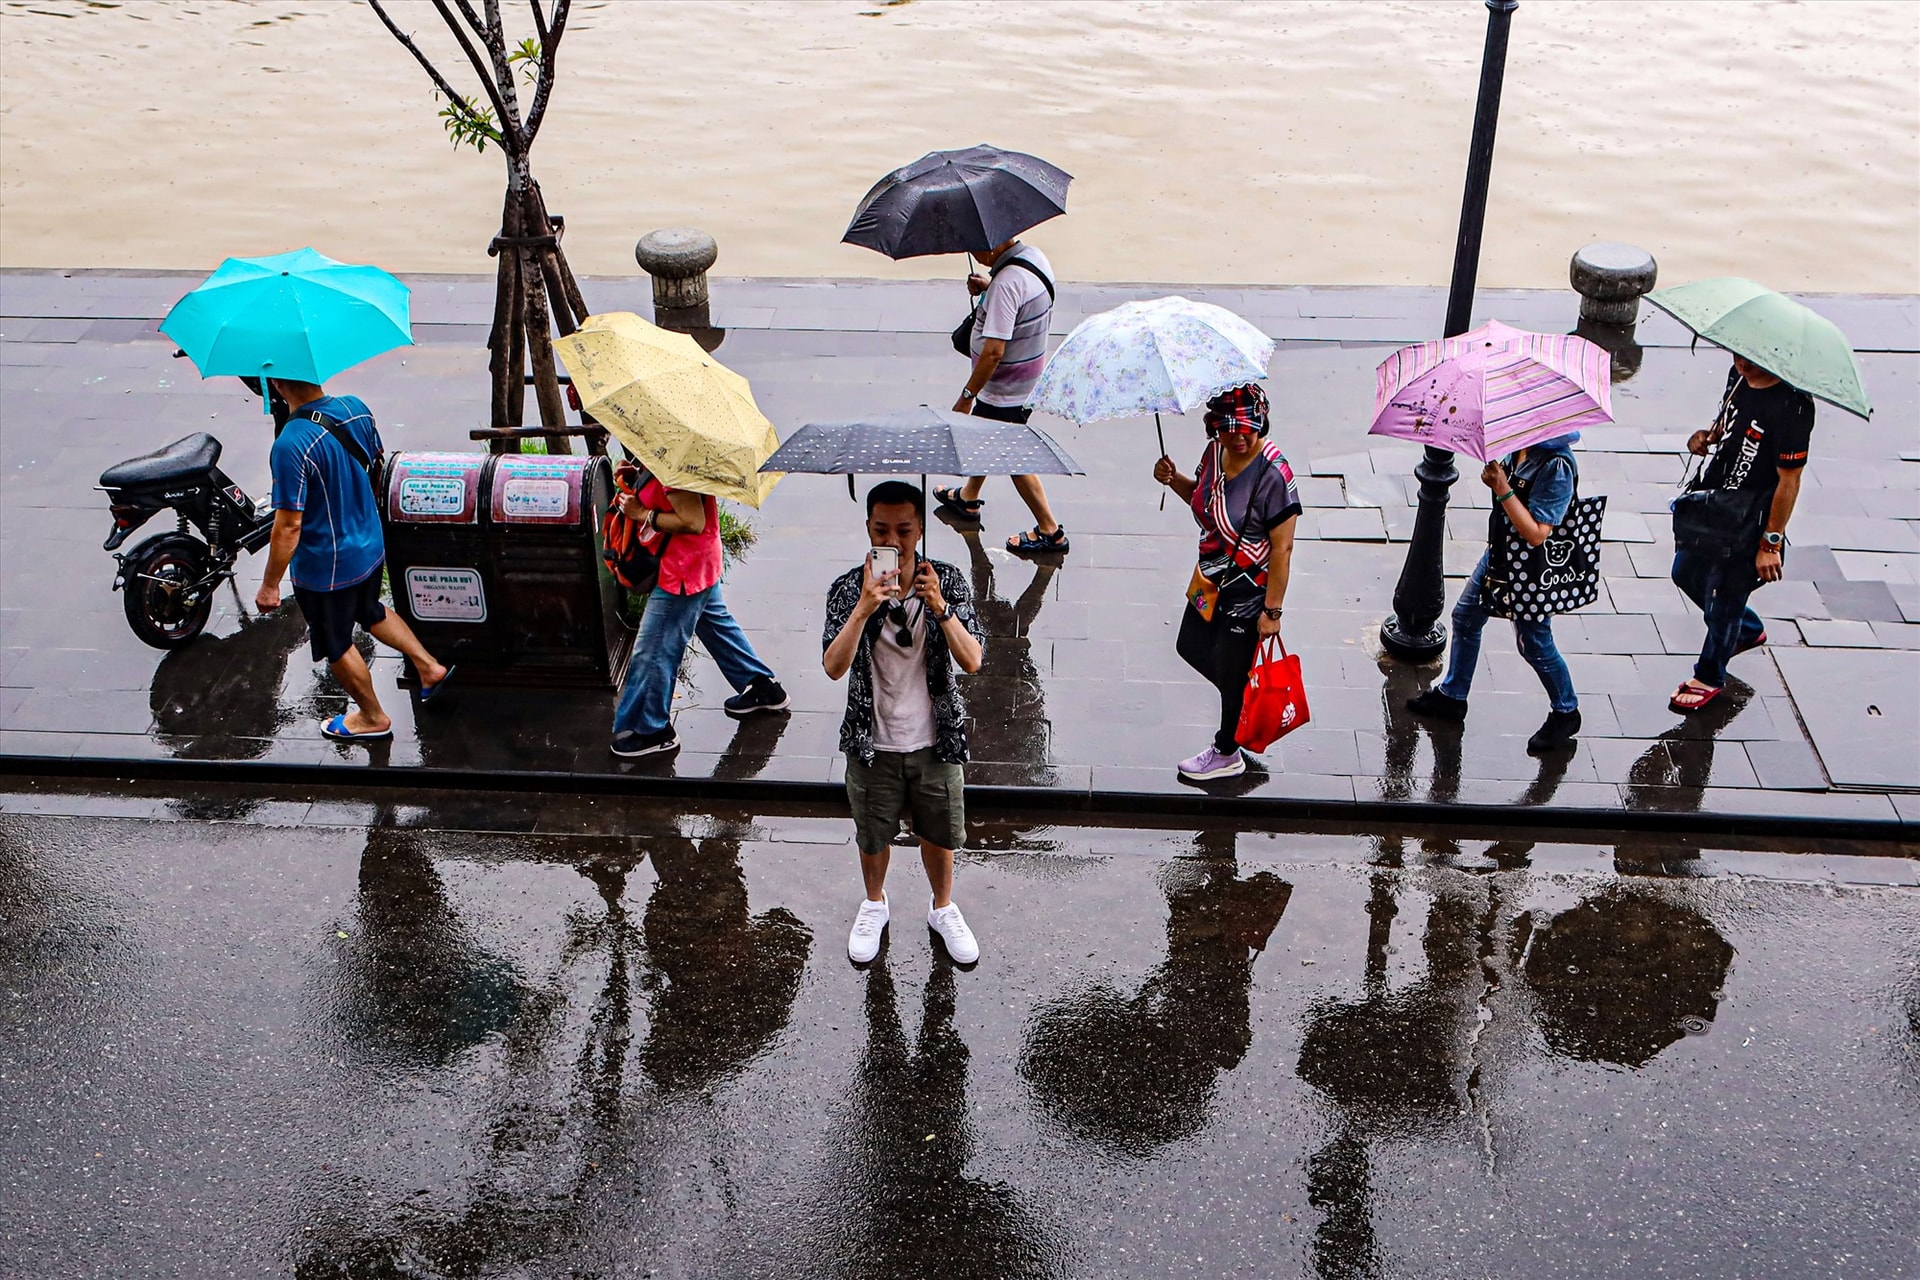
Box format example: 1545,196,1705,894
100,433,223,488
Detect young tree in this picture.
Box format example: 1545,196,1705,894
369,0,591,452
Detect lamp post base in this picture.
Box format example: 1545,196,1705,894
1379,612,1448,665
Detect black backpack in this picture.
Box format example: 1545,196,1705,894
951,254,1056,356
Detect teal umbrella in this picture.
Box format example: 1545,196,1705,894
160,248,412,407
1644,277,1872,418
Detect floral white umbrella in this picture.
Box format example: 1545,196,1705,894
1027,296,1275,453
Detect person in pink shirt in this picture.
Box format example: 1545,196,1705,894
609,471,787,757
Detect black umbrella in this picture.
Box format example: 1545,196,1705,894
761,408,1083,479
843,145,1072,259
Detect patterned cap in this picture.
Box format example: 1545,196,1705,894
1205,382,1268,435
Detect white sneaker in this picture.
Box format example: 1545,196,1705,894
848,894,889,963
927,897,980,965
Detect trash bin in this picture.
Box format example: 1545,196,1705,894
380,451,633,688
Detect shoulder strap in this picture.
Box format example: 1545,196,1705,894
990,254,1055,302
295,405,374,476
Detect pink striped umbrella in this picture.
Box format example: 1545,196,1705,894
1368,320,1613,462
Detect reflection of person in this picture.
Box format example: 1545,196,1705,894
639,833,811,1092
824,482,986,964
256,379,450,743
820,960,1062,1279
1020,834,1290,1155
1407,433,1583,755
956,525,1056,772
1669,357,1814,714
1623,684,1750,814
1522,888,1734,1068
1297,875,1481,1279
934,237,1068,556
326,820,526,1070
610,467,789,759
150,605,309,759
1153,384,1301,781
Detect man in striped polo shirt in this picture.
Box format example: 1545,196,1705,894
936,238,1069,557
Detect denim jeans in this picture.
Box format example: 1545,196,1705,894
1670,547,1765,688
612,583,774,737
1437,553,1578,713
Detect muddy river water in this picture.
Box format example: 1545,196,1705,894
1,0,1915,290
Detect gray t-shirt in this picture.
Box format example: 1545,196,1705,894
870,599,936,753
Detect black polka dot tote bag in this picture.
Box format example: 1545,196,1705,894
1484,491,1606,621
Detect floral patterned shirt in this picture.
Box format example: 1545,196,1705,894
824,558,985,765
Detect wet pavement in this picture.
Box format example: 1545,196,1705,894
3,270,1918,827
0,781,1915,1278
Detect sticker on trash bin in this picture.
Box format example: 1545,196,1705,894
386,453,482,524
399,477,468,517
492,456,588,524
500,477,569,518
405,567,487,622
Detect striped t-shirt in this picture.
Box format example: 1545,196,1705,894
969,243,1054,409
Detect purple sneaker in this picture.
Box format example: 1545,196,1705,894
1178,745,1246,781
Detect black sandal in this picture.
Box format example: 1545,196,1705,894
1007,526,1070,556
933,485,983,519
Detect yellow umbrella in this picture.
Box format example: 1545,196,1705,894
552,311,781,507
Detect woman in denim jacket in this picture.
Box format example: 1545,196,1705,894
1407,433,1582,755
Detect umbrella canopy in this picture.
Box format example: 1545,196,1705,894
760,408,1082,477
160,247,412,388
1645,277,1872,418
1368,320,1613,463
1028,296,1275,427
552,312,780,508
843,145,1072,260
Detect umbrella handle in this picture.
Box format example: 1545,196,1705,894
1155,411,1167,458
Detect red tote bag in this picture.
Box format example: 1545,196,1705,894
1235,636,1311,752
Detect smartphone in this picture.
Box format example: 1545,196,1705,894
868,545,900,594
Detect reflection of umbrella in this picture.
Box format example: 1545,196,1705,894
1027,296,1273,453
160,248,412,403
552,311,780,507
1369,320,1613,463
843,145,1072,259
759,408,1082,478
1523,888,1735,1069
1645,277,1872,418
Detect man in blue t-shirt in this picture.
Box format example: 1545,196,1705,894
258,378,450,742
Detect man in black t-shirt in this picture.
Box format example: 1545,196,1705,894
1668,356,1814,713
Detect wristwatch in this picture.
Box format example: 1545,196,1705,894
931,604,954,623
958,389,976,402
1261,606,1284,620
1762,531,1786,550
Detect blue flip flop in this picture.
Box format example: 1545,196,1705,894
419,665,457,706
322,713,393,743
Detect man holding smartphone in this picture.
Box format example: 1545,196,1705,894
823,482,986,966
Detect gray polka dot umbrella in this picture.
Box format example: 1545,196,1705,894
760,407,1083,479
760,407,1085,548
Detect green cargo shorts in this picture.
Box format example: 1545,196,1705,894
845,747,966,855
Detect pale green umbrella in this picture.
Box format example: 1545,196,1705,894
1645,277,1872,418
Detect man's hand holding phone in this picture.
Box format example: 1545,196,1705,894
861,546,900,618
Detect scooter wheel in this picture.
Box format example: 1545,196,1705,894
121,534,214,649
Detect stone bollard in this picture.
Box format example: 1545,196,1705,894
634,227,718,332
1569,242,1657,327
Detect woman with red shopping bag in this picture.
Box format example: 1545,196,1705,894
1152,384,1302,780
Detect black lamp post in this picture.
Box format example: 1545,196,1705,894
1379,0,1521,663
